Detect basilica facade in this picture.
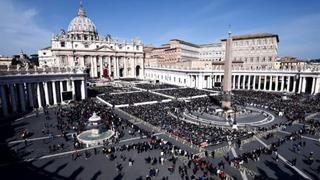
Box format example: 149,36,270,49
38,3,144,79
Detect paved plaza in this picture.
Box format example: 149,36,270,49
0,83,319,180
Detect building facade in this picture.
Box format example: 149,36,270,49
38,3,144,79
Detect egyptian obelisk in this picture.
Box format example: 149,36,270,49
222,28,233,109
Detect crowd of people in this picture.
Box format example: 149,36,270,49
99,91,167,105
155,88,209,98
135,83,178,90
122,101,250,147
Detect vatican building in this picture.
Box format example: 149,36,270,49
1,2,320,180
38,3,144,79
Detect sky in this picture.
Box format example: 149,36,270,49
0,0,319,59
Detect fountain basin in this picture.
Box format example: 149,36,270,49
77,129,115,147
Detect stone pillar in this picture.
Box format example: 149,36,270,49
301,77,306,93
27,83,34,108
314,77,320,94
90,56,94,78
287,76,291,92
298,77,302,93
311,77,316,94
253,75,256,90
269,76,273,91
18,83,26,112
263,75,267,91
60,81,64,102
258,76,262,90
43,82,50,106
242,75,246,89
9,84,17,113
100,56,103,78
292,78,297,93
247,75,251,90
274,76,278,91
81,79,87,100
37,83,42,108
281,76,285,92
52,81,57,105
0,85,9,116
108,56,112,77
237,75,241,89
123,56,127,78
116,56,119,78
94,56,98,77
232,75,236,89
72,80,76,100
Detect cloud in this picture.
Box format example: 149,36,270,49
0,0,51,55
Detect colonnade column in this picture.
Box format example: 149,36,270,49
314,77,320,94
258,76,261,90
292,78,297,93
52,81,57,105
9,84,17,113
18,83,26,112
232,75,236,89
281,76,285,92
253,75,256,90
237,75,241,89
275,76,279,91
100,56,103,78
301,77,306,93
242,75,246,89
269,76,273,91
0,85,8,116
72,80,76,100
247,75,251,90
60,81,64,103
27,83,34,108
287,76,291,92
37,83,42,108
108,56,112,78
263,75,267,91
44,82,49,106
81,79,87,100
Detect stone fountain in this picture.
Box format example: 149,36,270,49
77,112,115,147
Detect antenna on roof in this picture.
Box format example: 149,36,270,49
228,24,232,37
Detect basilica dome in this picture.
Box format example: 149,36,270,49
67,3,97,34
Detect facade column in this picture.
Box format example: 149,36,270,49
237,75,241,89
72,80,76,100
292,78,297,93
18,83,26,112
269,76,273,91
311,77,316,94
81,79,87,100
263,75,267,91
0,85,9,116
37,83,42,108
298,77,302,93
99,56,103,78
287,76,291,92
301,77,306,93
281,76,285,92
247,75,251,90
117,56,120,78
242,75,246,89
60,81,64,102
258,76,262,90
52,81,57,105
9,84,17,113
108,56,112,77
123,56,127,78
275,76,279,91
94,56,98,77
232,75,236,89
314,77,320,94
90,56,94,78
43,82,50,106
27,83,34,108
253,75,256,90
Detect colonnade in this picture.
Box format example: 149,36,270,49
0,79,87,117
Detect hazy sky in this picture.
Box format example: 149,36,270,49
0,0,319,59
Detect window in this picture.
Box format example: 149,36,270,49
60,42,65,47
43,52,46,55
85,45,89,48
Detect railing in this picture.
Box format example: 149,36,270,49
0,66,86,76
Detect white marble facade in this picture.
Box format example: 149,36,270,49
38,3,144,79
